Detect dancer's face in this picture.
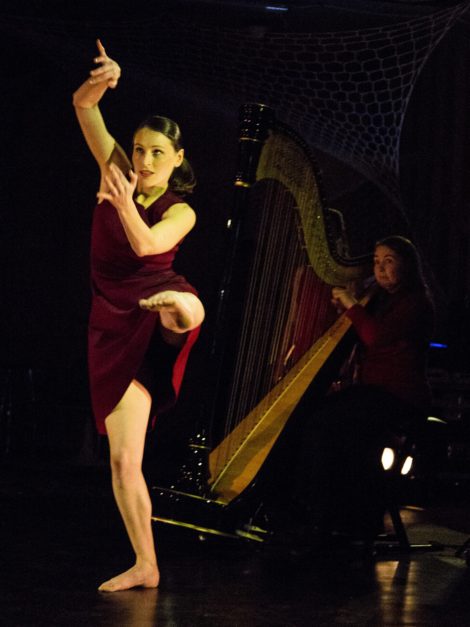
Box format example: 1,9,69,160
373,245,403,293
132,127,183,194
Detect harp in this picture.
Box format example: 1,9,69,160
152,104,370,539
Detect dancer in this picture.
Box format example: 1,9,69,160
73,40,204,591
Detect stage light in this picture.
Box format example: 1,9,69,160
381,447,414,475
401,455,413,476
381,447,395,470
265,4,288,11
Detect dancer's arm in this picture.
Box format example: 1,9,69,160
72,39,130,176
97,164,196,256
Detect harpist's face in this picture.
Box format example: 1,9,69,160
373,245,403,293
132,127,184,194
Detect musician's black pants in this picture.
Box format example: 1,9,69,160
291,385,426,539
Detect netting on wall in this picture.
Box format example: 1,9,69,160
1,2,469,207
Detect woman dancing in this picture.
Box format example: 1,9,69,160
73,40,205,592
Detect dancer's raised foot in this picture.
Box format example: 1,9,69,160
139,290,194,330
98,563,160,593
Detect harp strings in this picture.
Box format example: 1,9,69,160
218,164,336,464
233,185,301,421
222,182,297,442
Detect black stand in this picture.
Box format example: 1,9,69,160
374,440,443,555
373,500,443,555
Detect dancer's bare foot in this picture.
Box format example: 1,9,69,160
98,563,159,593
139,290,194,330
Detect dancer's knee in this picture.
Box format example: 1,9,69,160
110,451,142,486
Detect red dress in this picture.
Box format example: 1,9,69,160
88,190,200,435
346,287,434,410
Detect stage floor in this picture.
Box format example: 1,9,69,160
1,459,469,626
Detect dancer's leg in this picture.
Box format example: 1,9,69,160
98,380,159,592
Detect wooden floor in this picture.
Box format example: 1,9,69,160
1,458,469,627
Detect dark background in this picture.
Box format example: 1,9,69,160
0,0,469,470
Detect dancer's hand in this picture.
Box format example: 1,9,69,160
89,39,121,89
97,163,138,209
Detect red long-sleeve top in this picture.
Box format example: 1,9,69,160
345,288,434,410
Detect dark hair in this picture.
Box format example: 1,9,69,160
375,235,431,296
133,115,196,195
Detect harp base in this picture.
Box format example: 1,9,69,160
150,485,267,543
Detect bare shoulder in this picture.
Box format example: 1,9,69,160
162,202,196,223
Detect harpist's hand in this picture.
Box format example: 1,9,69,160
97,163,138,210
89,39,121,89
331,286,357,311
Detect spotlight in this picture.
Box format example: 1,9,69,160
381,447,414,475
401,456,413,476
381,447,395,470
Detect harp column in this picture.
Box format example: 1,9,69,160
205,104,275,433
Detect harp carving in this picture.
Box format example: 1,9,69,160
152,103,370,537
